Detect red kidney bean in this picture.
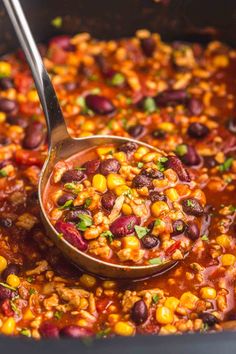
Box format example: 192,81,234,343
227,117,236,134
101,191,116,211
110,215,140,237
166,156,191,182
0,218,13,228
178,145,201,166
100,158,120,176
141,168,164,179
140,37,156,57
172,220,186,235
7,115,28,128
141,234,160,249
0,285,14,300
149,191,166,202
85,94,116,115
128,124,145,138
152,129,167,140
182,198,204,216
49,35,75,52
187,97,203,116
66,208,92,222
2,264,20,281
187,122,209,139
23,121,44,149
60,325,92,338
82,159,100,175
199,312,219,327
0,77,14,90
132,174,153,189
131,300,148,325
0,299,14,317
155,89,188,107
57,193,75,206
185,222,200,240
0,98,18,113
118,141,138,154
55,221,88,251
61,169,86,183
40,322,59,338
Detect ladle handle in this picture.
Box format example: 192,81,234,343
3,0,70,147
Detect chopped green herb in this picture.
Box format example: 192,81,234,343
58,199,74,210
219,157,234,172
0,282,16,291
101,230,114,242
76,213,93,231
0,169,7,178
84,197,92,208
51,16,62,28
176,144,188,157
54,311,63,320
152,294,160,304
121,117,128,129
154,219,162,226
148,257,162,265
107,120,114,129
156,157,168,172
143,97,157,113
96,327,111,338
64,182,82,194
27,277,33,283
20,328,31,337
126,97,133,105
186,199,194,207
76,96,93,115
137,162,144,169
110,73,125,86
201,234,209,242
134,225,149,239
29,288,36,295
229,205,236,212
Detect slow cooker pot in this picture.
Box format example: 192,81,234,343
0,0,236,353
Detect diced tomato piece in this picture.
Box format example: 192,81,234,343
15,149,45,167
0,299,14,317
96,298,113,313
14,72,33,93
19,102,41,116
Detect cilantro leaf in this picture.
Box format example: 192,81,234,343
152,294,160,304
219,157,234,172
110,73,125,86
156,157,168,172
0,169,7,177
134,225,149,239
58,199,74,210
148,257,162,265
101,230,114,242
84,198,92,208
76,213,93,231
143,97,157,113
176,144,188,157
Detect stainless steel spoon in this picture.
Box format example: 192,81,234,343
3,0,178,278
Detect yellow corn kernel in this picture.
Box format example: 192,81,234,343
27,90,39,102
151,201,169,217
165,188,179,202
23,309,35,320
221,254,235,266
162,324,177,334
79,274,96,288
103,280,117,289
82,120,95,132
156,306,174,324
6,274,20,288
134,146,149,160
113,152,127,163
97,146,115,156
107,173,125,190
79,298,89,309
179,292,199,310
115,184,130,196
77,319,89,328
200,287,216,300
0,256,7,273
164,297,180,312
0,61,11,77
164,168,178,183
142,152,159,163
122,203,132,215
213,55,229,68
0,112,6,123
216,235,231,248
1,317,15,336
92,174,107,193
108,314,120,325
158,122,174,133
122,236,140,250
114,321,135,336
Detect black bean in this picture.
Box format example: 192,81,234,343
2,264,20,281
187,97,203,116
132,174,153,189
61,169,86,183
166,156,191,182
82,159,100,175
0,98,18,113
185,222,200,240
187,122,209,139
0,218,13,228
140,37,156,57
172,220,186,235
182,198,204,216
141,234,160,249
227,117,236,134
155,89,188,107
141,168,164,179
110,215,139,237
66,208,91,222
0,77,14,90
60,325,92,338
57,193,75,206
100,158,120,176
204,156,217,168
23,121,44,149
7,115,28,128
131,300,148,325
149,191,166,202
152,129,166,140
199,312,219,327
118,142,138,154
40,322,59,338
85,94,116,115
128,124,145,138
101,191,116,211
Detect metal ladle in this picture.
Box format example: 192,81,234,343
4,0,178,278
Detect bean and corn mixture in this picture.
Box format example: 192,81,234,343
0,29,236,339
